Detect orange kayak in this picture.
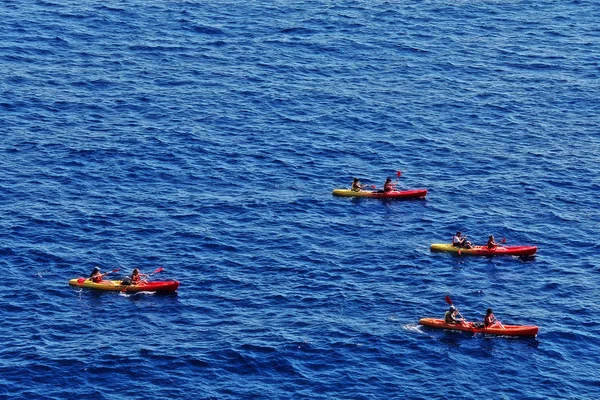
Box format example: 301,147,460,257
419,318,538,337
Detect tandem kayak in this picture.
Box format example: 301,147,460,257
430,243,537,257
69,278,179,293
332,189,427,199
419,318,538,337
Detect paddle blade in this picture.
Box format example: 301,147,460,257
112,269,120,273
501,238,507,243
396,170,402,177
445,295,453,305
152,267,164,275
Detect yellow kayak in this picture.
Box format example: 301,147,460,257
69,278,179,293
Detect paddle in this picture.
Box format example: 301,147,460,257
444,295,466,322
487,311,506,330
77,269,120,284
392,170,401,188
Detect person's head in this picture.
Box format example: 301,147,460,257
93,267,100,273
486,308,493,315
353,177,359,182
456,231,462,237
132,268,139,275
489,235,494,240
449,305,456,312
386,177,391,182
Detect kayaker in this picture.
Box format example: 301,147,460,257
383,177,394,193
452,232,473,249
484,308,499,328
487,235,499,249
351,178,363,192
90,267,109,283
444,305,464,324
131,268,149,284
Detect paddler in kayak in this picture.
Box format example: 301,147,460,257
376,177,395,193
131,268,149,284
383,177,394,192
452,232,473,249
444,305,465,324
487,235,500,249
484,308,500,328
90,267,109,283
351,177,364,192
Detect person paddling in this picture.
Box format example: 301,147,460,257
90,267,109,283
131,268,149,285
487,235,499,249
351,177,364,192
452,232,473,249
444,305,465,324
383,177,394,193
484,308,499,328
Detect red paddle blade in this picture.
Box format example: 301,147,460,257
501,238,507,243
397,170,402,177
112,269,120,273
445,295,453,305
153,267,164,274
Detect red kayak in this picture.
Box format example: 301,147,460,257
69,278,179,293
430,243,537,257
419,318,538,337
332,188,427,199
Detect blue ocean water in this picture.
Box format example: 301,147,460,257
1,0,599,398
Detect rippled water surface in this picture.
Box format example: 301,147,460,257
1,0,599,399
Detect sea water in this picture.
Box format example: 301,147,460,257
1,1,599,399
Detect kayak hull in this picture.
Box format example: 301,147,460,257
69,278,179,293
332,189,427,199
430,243,537,257
419,318,538,337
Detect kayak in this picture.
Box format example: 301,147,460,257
430,243,537,257
419,318,538,337
332,188,427,199
69,278,179,293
